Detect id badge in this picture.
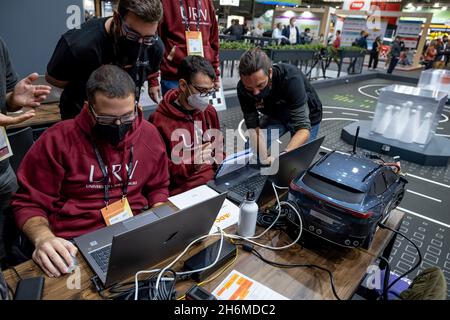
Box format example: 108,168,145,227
186,31,204,57
0,127,13,161
101,197,134,226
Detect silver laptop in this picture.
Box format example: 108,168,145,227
74,193,227,287
208,136,325,204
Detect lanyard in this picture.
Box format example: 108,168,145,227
93,145,134,206
179,0,202,31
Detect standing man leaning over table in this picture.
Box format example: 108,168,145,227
237,48,322,165
45,0,164,120
0,37,51,267
11,65,169,278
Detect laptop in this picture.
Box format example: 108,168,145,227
74,193,227,288
207,136,325,205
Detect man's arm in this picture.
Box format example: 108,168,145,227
248,127,272,164
22,216,77,278
46,36,77,89
284,74,312,151
285,128,310,152
45,73,68,89
5,73,51,112
11,129,74,278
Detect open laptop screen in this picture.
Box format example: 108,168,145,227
215,149,253,179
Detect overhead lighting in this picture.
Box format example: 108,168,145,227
417,6,422,10
433,3,440,8
443,6,448,11
307,5,311,8
336,6,340,9
406,2,413,8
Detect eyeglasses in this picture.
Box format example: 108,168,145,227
90,104,137,125
119,16,159,46
189,83,216,98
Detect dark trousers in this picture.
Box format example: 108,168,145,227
387,56,399,74
0,191,15,262
368,52,379,69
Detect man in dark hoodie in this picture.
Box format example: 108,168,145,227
12,65,169,278
148,0,220,98
150,56,223,195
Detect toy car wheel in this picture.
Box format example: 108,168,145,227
362,233,373,249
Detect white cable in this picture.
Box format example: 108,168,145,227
241,183,288,240
133,183,304,299
222,182,303,250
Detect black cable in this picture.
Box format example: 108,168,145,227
100,269,179,300
378,256,390,301
238,244,341,300
378,222,422,293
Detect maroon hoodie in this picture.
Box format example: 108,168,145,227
148,0,220,86
12,107,170,239
150,89,222,195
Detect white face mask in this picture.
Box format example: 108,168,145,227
188,93,210,112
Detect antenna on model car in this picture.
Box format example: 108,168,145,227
352,126,360,154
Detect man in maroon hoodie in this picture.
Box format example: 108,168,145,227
11,65,169,278
150,56,223,195
148,0,220,100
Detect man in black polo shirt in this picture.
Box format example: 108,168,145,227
46,0,164,120
237,48,322,164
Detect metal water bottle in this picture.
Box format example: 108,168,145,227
237,192,259,237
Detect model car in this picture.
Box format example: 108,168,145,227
288,150,407,249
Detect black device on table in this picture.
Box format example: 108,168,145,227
185,285,216,300
207,136,325,205
183,239,237,282
74,193,227,288
14,276,45,300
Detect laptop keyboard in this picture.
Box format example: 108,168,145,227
229,175,267,198
89,245,112,273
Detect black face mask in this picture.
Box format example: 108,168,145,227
94,122,132,146
115,38,149,89
246,78,272,101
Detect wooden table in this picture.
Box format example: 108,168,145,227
3,208,404,300
6,103,61,130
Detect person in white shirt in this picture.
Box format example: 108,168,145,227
251,22,264,38
272,22,288,44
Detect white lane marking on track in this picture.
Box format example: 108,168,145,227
397,207,450,229
323,106,374,114
406,173,450,189
439,114,448,123
342,112,359,117
358,84,385,100
322,118,359,122
406,189,442,203
238,119,247,142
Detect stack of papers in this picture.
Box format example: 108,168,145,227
212,270,288,300
168,185,240,234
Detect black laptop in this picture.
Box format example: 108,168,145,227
74,193,227,288
207,136,325,204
